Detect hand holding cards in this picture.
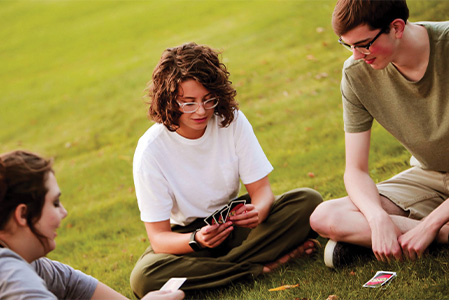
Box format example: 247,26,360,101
204,198,247,226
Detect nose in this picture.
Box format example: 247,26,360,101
60,203,68,219
352,48,366,60
196,102,207,114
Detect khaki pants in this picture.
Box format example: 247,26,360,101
378,167,449,219
130,188,322,297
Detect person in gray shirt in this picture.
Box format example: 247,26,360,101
0,150,184,300
0,248,97,300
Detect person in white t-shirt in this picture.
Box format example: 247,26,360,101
0,150,184,300
130,42,323,297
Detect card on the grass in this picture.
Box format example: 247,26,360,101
363,271,397,288
160,277,187,291
225,199,246,221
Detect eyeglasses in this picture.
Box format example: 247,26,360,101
338,28,386,55
177,97,219,113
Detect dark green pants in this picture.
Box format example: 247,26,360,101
130,188,322,297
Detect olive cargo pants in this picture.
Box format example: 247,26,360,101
130,188,322,297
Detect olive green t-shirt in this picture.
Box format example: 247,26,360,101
341,21,449,172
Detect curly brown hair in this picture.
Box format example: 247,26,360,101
147,42,238,131
0,150,53,241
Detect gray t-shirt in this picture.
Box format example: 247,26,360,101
0,248,98,300
341,21,449,172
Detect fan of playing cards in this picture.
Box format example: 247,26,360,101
204,198,247,226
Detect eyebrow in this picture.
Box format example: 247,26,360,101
178,93,212,101
342,36,371,47
352,38,371,46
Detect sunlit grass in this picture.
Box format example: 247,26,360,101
1,0,448,298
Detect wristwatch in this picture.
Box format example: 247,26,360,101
189,229,202,251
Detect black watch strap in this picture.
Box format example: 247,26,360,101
189,229,202,251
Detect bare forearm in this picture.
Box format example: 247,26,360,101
91,282,128,300
151,231,192,254
344,168,387,224
420,198,449,233
343,130,389,225
251,184,274,223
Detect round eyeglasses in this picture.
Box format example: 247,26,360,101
338,28,386,55
177,97,219,113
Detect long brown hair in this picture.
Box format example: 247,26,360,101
147,42,238,131
0,150,53,240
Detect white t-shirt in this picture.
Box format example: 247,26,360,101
133,110,273,226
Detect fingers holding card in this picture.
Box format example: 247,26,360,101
226,200,246,221
229,204,259,228
203,198,247,226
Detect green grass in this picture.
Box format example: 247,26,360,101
1,0,449,299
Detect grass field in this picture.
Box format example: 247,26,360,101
1,0,449,299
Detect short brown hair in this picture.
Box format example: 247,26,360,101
332,0,409,36
147,42,238,131
0,150,53,237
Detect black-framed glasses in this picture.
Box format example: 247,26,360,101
338,28,386,55
177,97,219,113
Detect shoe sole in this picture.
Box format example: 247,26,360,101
324,239,337,268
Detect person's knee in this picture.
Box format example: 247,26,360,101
130,261,162,298
285,187,323,212
300,188,323,221
130,265,147,299
309,200,340,238
303,187,324,208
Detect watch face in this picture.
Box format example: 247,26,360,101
189,230,202,251
189,240,201,251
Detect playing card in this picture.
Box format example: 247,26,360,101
220,206,230,223
363,271,397,288
216,206,229,224
204,209,219,226
160,277,187,291
212,209,223,224
203,198,247,225
225,199,246,221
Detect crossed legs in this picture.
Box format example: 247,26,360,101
310,195,449,250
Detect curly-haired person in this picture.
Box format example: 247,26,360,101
130,42,323,297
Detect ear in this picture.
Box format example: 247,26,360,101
14,204,29,227
390,19,406,39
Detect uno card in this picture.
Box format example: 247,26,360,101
220,206,230,223
363,271,397,288
213,209,224,224
216,206,229,224
225,199,246,221
204,209,219,226
160,277,187,291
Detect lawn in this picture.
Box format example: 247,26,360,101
1,0,449,299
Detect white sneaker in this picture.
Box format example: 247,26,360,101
324,239,373,268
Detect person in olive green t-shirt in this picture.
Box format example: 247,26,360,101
310,0,449,268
